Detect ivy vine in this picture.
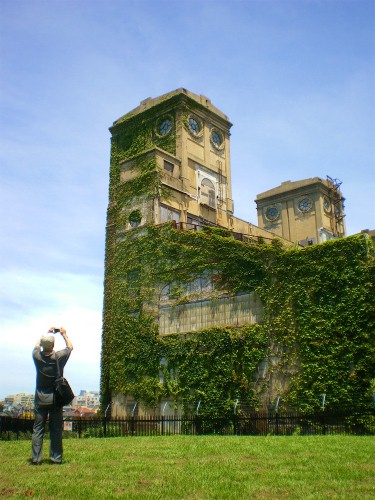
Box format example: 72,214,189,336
102,220,375,414
101,95,375,416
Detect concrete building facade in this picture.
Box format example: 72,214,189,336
102,89,354,417
112,88,290,243
256,177,346,246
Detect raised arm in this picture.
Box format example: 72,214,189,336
60,328,73,350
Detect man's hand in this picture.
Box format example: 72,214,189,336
48,326,61,333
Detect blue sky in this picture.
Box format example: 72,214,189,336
1,0,374,399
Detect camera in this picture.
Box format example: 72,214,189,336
53,328,60,333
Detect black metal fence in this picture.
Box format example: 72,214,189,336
1,409,374,440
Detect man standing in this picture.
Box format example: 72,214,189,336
31,327,73,465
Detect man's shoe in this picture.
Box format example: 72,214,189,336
29,459,41,466
49,459,62,464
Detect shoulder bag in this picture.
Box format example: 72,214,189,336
55,357,75,407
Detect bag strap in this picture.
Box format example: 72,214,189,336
37,353,57,379
37,369,55,379
55,356,63,382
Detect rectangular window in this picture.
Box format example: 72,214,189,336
164,160,174,174
208,189,216,208
159,293,263,335
160,204,180,224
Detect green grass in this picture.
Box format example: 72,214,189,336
1,436,374,499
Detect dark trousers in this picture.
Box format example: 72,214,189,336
32,405,63,463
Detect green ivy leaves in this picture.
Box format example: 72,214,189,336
102,100,374,415
102,219,375,414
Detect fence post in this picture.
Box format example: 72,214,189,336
275,411,279,435
104,403,111,438
233,399,239,435
321,410,326,435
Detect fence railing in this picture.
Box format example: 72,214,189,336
171,220,276,244
1,409,374,440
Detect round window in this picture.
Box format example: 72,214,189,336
157,117,173,136
188,116,202,136
265,206,280,222
298,197,313,213
211,129,223,149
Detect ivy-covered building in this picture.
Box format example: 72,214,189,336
107,88,288,239
256,176,346,246
101,89,374,417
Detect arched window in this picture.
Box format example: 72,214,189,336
200,178,216,208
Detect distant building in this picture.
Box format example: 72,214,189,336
4,393,34,408
73,390,100,409
63,406,97,418
2,393,34,416
256,176,346,246
79,390,99,397
2,390,100,413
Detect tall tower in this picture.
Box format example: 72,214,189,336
108,88,234,233
102,90,237,409
101,89,284,413
255,177,346,246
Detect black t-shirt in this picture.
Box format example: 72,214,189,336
33,347,71,391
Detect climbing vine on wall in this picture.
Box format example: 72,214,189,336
102,218,375,413
101,97,374,415
264,236,375,411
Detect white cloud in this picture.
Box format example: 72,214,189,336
1,307,102,398
0,271,103,398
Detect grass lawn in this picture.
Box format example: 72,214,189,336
1,435,374,499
